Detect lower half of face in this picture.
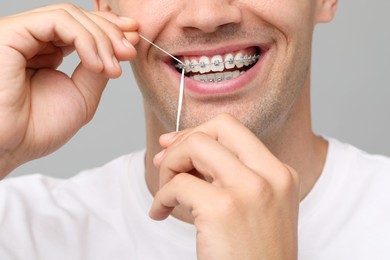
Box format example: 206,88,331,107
131,35,312,138
127,0,315,137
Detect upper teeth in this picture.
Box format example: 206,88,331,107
176,52,260,73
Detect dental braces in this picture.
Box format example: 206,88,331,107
190,70,244,82
175,54,260,70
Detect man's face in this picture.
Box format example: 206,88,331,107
108,0,333,136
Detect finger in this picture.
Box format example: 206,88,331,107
37,5,121,77
159,131,181,148
164,114,279,172
58,45,76,57
23,4,138,62
26,43,63,69
158,131,256,188
150,173,216,220
91,12,139,45
71,62,109,123
23,5,139,34
4,6,136,78
124,31,140,46
159,114,299,188
95,13,140,46
86,12,138,61
2,11,103,73
27,51,63,70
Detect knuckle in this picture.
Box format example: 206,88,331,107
51,8,71,18
54,3,79,12
210,113,242,134
157,154,171,173
276,165,299,194
212,191,241,216
95,30,112,45
170,172,190,186
48,9,77,28
247,175,273,198
185,132,208,148
214,113,237,126
90,14,123,39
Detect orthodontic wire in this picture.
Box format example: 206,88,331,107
139,34,185,132
176,54,260,70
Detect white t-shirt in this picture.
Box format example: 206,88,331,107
0,138,389,259
298,138,390,259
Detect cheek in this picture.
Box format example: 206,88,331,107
134,67,179,129
130,60,177,111
114,0,176,36
247,0,316,39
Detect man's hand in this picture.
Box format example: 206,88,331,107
152,114,300,260
0,4,138,177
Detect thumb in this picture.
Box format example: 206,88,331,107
71,62,109,124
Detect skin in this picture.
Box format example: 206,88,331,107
97,0,337,198
0,4,139,174
97,0,337,258
0,0,337,259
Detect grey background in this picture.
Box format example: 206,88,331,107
2,1,389,178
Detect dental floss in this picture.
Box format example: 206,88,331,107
176,68,185,132
139,35,183,65
139,34,185,132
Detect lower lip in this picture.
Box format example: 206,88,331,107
163,52,267,97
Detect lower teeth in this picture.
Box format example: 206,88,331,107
190,70,244,82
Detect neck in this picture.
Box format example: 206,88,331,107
260,82,328,200
143,80,328,223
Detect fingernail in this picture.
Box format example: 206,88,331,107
160,132,177,142
154,149,166,161
122,38,132,49
119,17,139,31
119,16,131,21
112,55,120,68
95,54,103,67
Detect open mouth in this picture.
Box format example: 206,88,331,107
173,46,262,83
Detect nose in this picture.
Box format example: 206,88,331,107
176,0,242,33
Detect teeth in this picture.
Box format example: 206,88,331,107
224,71,233,80
184,60,191,73
190,70,242,83
250,55,255,65
210,55,224,72
224,54,235,69
207,74,216,82
243,55,250,66
177,52,259,70
232,70,240,78
193,74,208,82
190,59,199,73
215,73,224,82
176,50,261,83
198,56,211,73
234,52,244,68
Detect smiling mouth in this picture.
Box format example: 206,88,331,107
173,46,262,83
